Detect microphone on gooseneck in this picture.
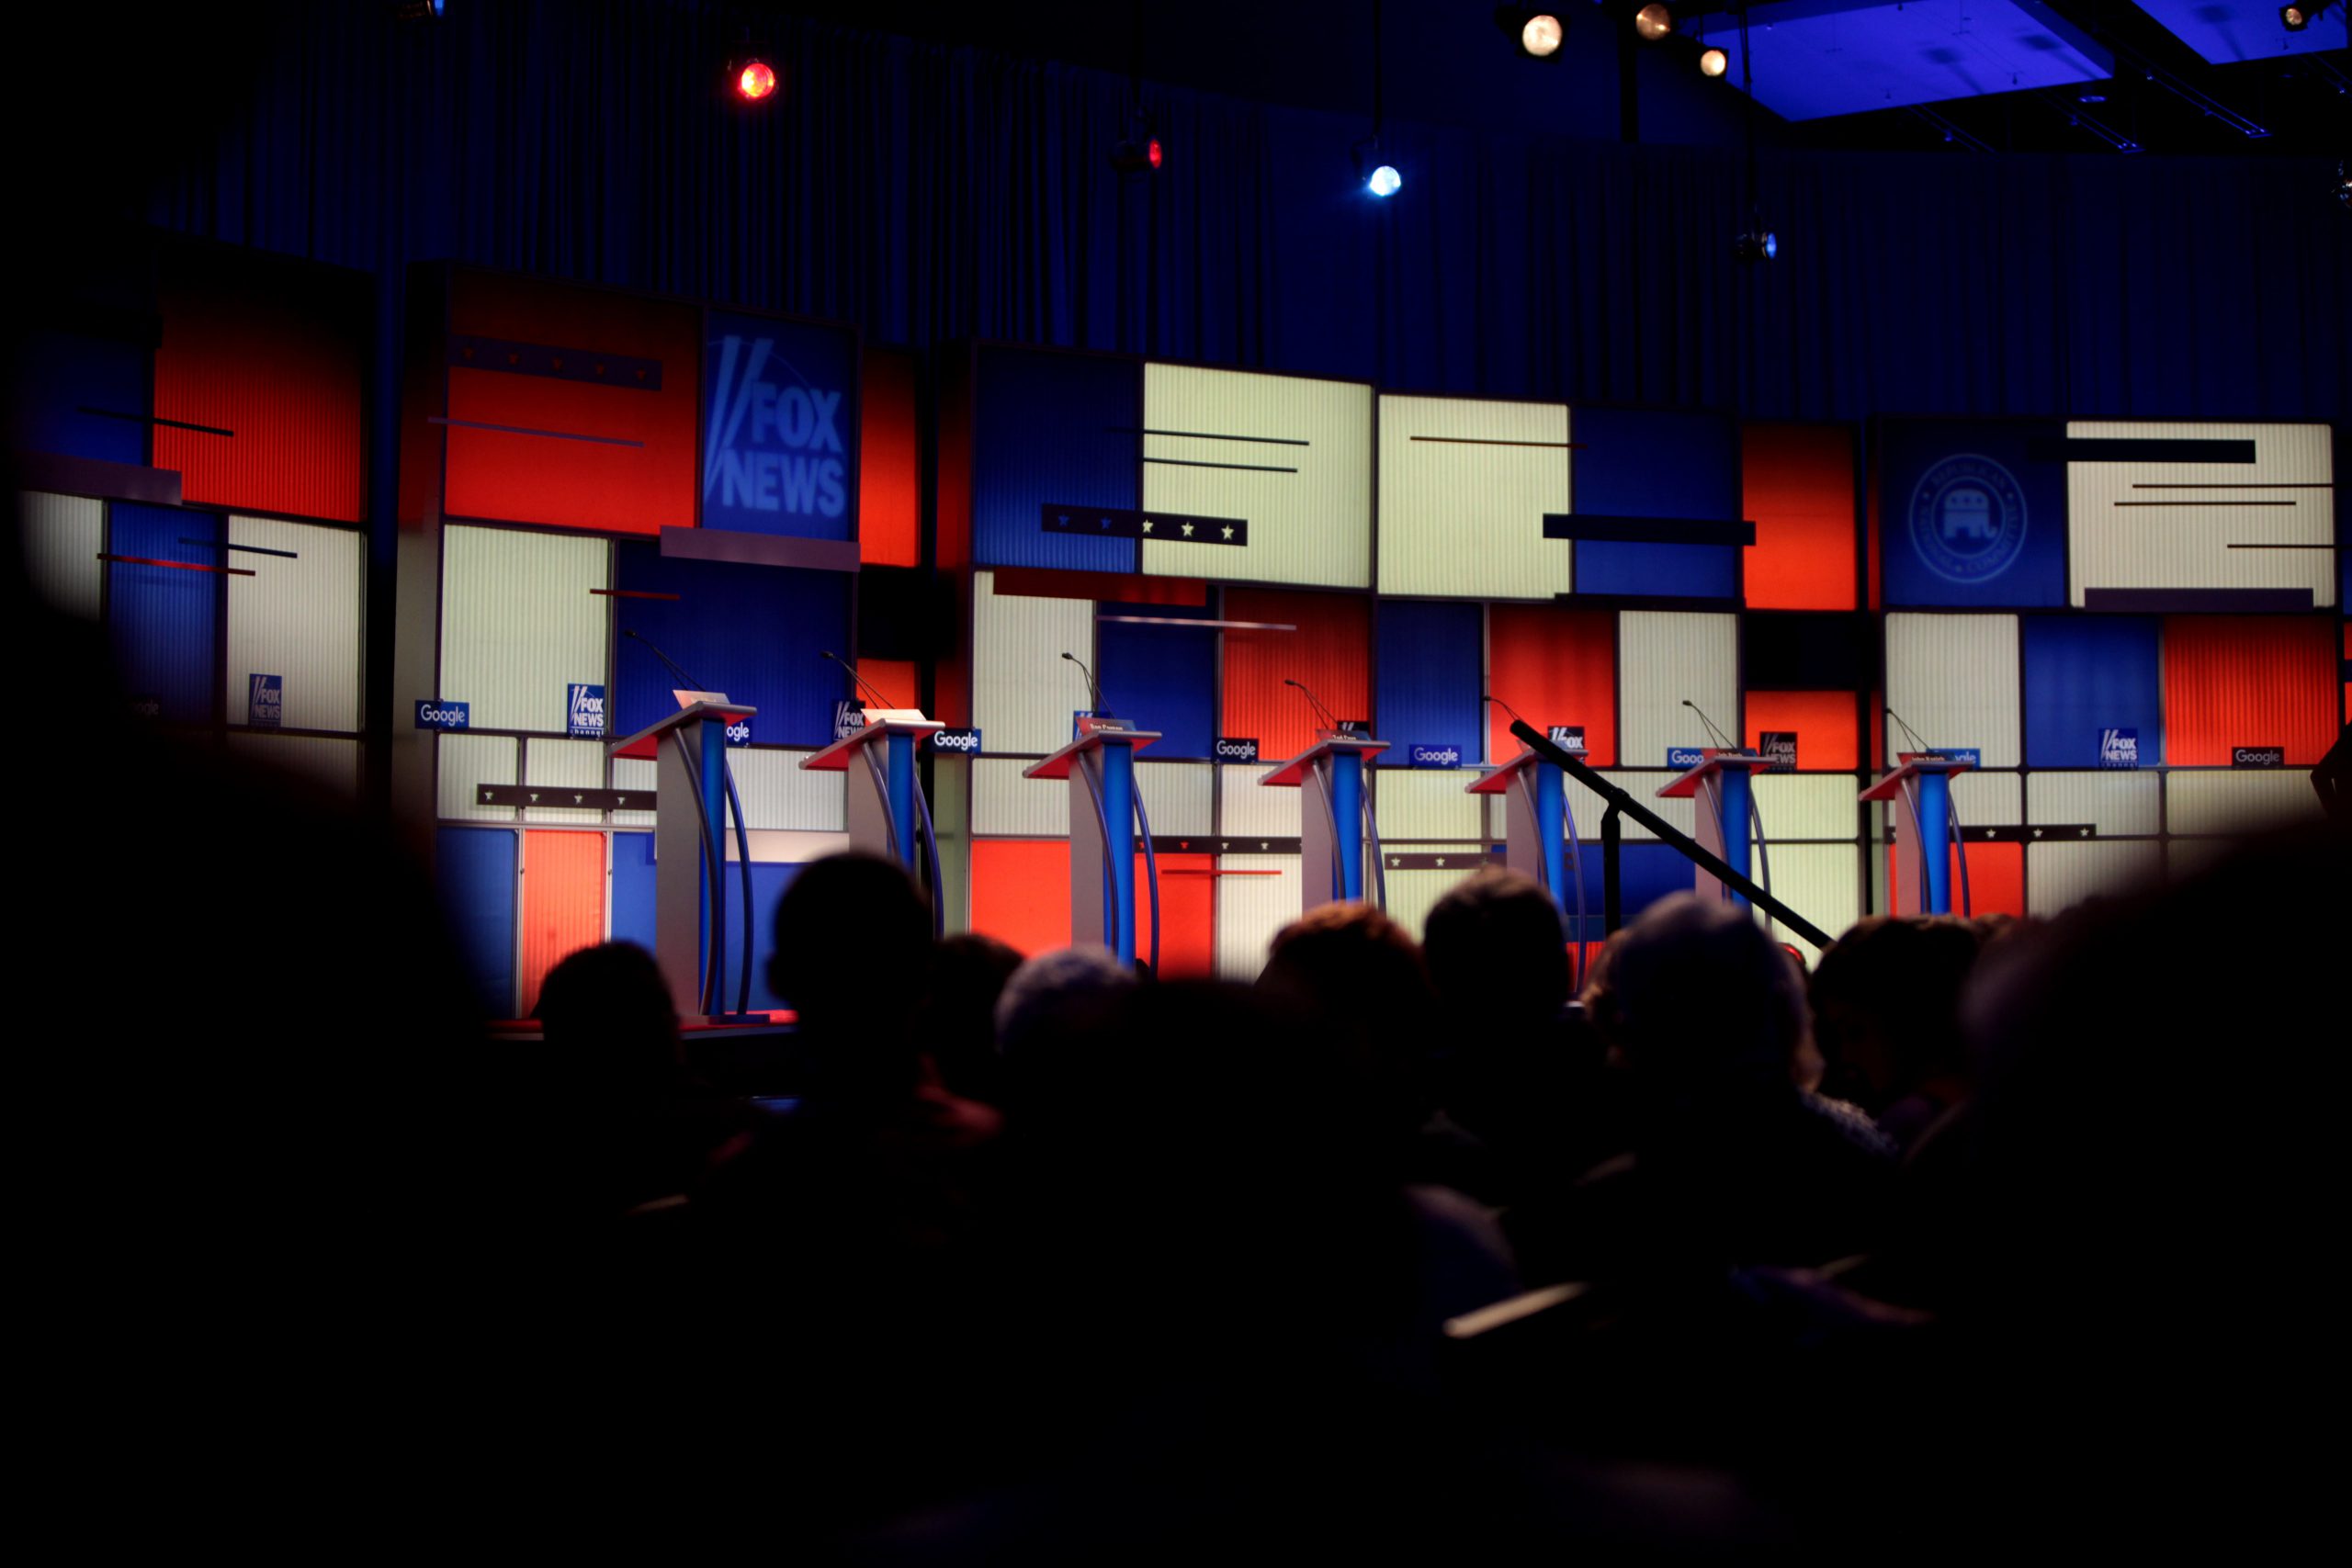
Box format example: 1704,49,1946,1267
627,629,710,693
820,649,896,711
1060,651,1106,715
1681,698,1737,751
1283,677,1341,733
1483,693,1530,727
1883,705,1932,754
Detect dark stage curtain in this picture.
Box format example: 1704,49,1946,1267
131,1,2349,423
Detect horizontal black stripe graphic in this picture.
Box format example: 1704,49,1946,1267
2082,588,2314,612
2028,438,2256,464
1544,514,1757,546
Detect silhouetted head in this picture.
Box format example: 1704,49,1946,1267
1422,867,1571,1031
1584,894,1809,1100
994,945,1136,1104
920,931,1024,1105
1260,900,1439,1136
1809,915,1984,1107
767,852,934,1042
534,941,683,1089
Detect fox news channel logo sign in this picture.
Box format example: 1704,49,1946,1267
567,683,606,739
247,673,283,729
2098,728,2140,769
414,699,470,732
1547,726,1585,753
932,728,983,754
1908,453,2029,584
1408,744,1464,769
1214,737,1260,763
1760,731,1797,773
702,310,856,538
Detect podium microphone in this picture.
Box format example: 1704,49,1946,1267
1883,705,1932,754
1060,650,1106,715
1681,698,1737,751
625,628,709,694
1483,693,1530,726
1283,677,1342,734
821,649,897,711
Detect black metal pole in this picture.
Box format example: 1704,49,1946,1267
1602,803,1623,934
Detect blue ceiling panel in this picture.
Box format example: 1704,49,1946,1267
2127,0,2346,63
1689,0,2113,120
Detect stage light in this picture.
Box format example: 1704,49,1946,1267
1493,8,1566,60
1699,47,1727,76
1735,230,1777,263
1111,134,1165,174
2281,4,2309,28
735,58,777,102
1368,163,1403,197
393,0,447,19
1635,3,1674,40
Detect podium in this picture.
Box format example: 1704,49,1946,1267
1861,752,1974,916
799,710,946,871
1469,748,1580,903
609,699,757,1021
1261,736,1391,911
1657,750,1772,908
1023,721,1160,966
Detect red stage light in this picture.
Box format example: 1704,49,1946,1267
1148,137,1163,169
736,59,777,102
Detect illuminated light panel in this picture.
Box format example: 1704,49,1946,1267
1687,0,2111,120
1139,364,1373,589
2064,422,2335,611
1376,393,1573,600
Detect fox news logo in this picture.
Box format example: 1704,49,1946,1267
1760,731,1797,773
1547,726,1585,753
567,683,606,739
2098,728,2139,768
932,728,983,753
1214,737,1260,762
247,673,283,729
704,331,849,525
832,700,866,740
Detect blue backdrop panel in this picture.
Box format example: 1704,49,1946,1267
436,827,518,1019
1570,406,1743,600
972,346,1141,573
610,831,658,954
2022,615,2165,768
1376,599,1484,758
702,308,859,539
1881,420,2068,608
1097,598,1217,758
7,328,150,466
610,544,850,747
1568,841,1692,943
743,861,806,1013
108,503,220,725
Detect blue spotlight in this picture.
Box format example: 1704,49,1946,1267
1367,164,1402,197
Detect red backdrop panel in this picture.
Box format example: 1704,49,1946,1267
1746,690,1860,773
1487,604,1617,765
444,273,698,535
1222,590,1373,761
860,345,922,567
1139,853,1216,977
1742,423,1856,611
520,830,608,1017
1887,840,2022,919
154,257,368,523
2162,615,2339,765
970,840,1072,956
858,658,922,713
